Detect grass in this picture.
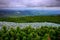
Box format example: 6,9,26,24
0,16,60,24
0,26,60,40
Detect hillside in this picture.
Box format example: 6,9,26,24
0,16,60,24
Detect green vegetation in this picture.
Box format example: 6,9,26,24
0,26,60,40
0,16,60,23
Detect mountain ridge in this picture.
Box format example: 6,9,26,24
0,9,60,17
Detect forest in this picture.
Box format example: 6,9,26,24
0,16,60,24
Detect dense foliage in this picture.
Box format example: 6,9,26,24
0,16,60,24
0,26,60,40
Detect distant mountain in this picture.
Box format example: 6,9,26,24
0,9,60,17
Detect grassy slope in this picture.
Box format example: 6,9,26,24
0,16,60,23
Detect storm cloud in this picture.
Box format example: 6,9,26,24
0,0,60,8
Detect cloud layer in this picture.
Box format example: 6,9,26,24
0,0,60,8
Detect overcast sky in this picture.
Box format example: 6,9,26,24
0,0,60,8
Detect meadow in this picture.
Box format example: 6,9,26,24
0,16,60,24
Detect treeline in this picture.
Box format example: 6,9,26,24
0,26,60,40
0,16,60,23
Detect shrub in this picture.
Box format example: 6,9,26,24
0,26,60,40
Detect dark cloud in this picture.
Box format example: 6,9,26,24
0,0,60,8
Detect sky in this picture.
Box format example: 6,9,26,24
0,0,60,9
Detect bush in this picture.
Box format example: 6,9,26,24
0,26,60,40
